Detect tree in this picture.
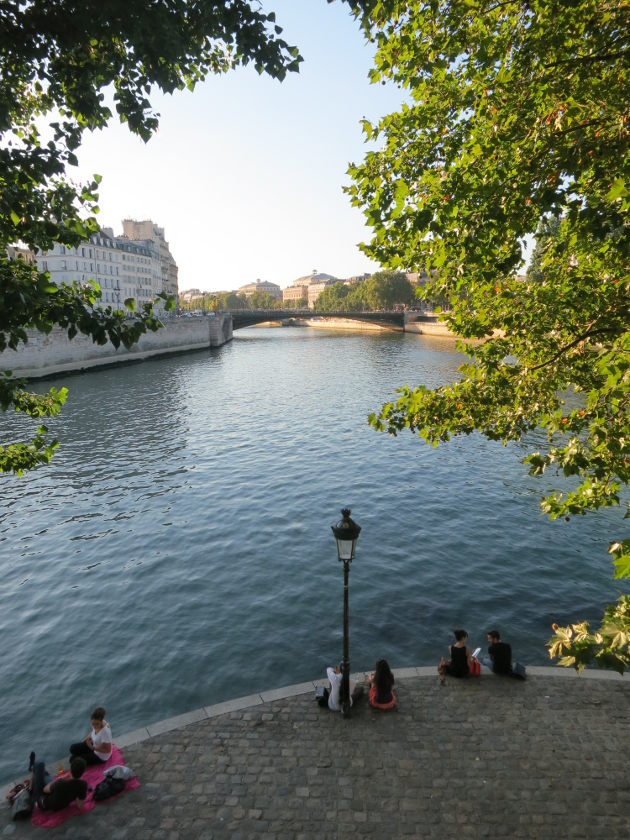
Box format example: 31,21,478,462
248,290,282,309
217,292,248,311
347,1,630,671
314,282,354,312
364,270,414,309
1,0,303,474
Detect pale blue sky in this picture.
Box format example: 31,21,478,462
74,1,406,293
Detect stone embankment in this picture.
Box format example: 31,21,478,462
285,312,456,337
3,667,629,839
5,314,233,379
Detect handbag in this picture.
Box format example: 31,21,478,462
468,657,481,677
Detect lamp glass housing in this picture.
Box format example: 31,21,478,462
331,508,361,562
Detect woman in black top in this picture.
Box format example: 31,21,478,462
438,629,471,684
368,659,396,709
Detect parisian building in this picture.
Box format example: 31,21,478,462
237,279,282,300
122,219,178,302
283,270,339,309
34,221,178,311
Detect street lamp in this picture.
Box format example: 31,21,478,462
331,508,361,718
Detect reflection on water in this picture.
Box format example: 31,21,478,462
0,327,623,781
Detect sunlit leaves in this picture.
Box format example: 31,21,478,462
610,540,630,581
548,596,630,675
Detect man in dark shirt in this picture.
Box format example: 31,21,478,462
32,756,88,812
486,629,512,675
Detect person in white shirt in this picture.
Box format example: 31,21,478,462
325,663,363,712
69,706,113,765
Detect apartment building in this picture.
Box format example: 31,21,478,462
122,219,178,302
34,221,178,310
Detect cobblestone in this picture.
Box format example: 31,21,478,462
3,670,630,838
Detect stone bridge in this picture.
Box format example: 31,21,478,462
229,309,406,330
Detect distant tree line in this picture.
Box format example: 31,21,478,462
180,271,417,314
314,271,415,312
180,290,289,312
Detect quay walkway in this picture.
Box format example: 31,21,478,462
3,667,629,839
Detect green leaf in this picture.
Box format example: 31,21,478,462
606,178,627,202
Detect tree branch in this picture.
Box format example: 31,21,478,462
530,326,622,371
544,49,630,69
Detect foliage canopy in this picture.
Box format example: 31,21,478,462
1,0,302,474
313,270,414,311
347,1,630,670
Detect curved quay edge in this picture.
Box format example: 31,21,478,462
115,664,624,749
3,665,624,790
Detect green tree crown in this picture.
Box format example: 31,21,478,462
347,0,630,671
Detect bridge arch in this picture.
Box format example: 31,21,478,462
229,310,405,331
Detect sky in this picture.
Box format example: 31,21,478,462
73,1,407,294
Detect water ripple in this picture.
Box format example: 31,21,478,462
0,327,625,780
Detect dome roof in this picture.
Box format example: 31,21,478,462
293,271,338,286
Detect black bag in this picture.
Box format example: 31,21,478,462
93,775,126,801
315,685,329,707
511,662,527,680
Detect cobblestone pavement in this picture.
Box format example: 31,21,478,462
3,668,630,839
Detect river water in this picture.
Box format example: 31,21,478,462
0,327,623,780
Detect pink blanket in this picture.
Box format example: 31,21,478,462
31,746,140,828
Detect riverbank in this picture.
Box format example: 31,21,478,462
285,313,456,337
4,314,232,379
3,667,628,838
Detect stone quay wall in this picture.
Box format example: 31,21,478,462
5,314,233,379
404,312,455,336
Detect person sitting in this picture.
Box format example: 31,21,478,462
438,629,471,684
368,659,396,710
486,629,513,675
69,706,112,765
326,662,363,711
31,757,88,812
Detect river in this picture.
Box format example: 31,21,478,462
0,326,622,781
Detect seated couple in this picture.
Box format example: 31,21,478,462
438,629,512,683
30,705,113,813
326,659,396,711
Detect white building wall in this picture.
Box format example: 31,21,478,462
35,231,163,311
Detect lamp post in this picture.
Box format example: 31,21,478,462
331,508,361,718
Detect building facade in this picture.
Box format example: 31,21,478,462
283,271,339,309
122,219,178,302
237,279,282,300
282,284,308,306
34,221,178,311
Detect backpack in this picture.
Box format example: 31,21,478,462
315,685,329,708
11,786,33,820
92,775,126,801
